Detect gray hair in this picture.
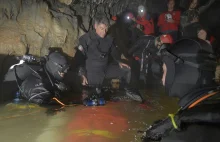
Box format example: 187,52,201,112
94,13,109,27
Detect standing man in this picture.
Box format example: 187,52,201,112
74,14,143,102
157,0,181,41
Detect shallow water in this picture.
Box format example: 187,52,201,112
0,86,178,142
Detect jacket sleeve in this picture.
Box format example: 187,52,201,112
110,40,122,63
136,19,150,25
75,35,88,76
174,11,181,26
157,13,163,27
199,0,215,14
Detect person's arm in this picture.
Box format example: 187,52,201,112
199,0,216,14
173,11,181,25
110,41,130,69
157,13,165,27
77,35,88,85
135,18,149,25
110,41,122,62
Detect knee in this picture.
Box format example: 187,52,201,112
121,67,131,74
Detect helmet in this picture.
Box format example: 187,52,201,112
45,51,69,81
111,16,117,21
138,5,146,14
160,34,173,44
126,13,134,20
160,39,216,105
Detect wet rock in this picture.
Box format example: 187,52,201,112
58,0,73,5
0,0,80,57
0,21,26,55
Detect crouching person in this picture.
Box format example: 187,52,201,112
3,51,69,104
73,13,144,105
141,38,220,142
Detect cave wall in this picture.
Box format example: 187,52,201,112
0,0,166,57
0,0,83,57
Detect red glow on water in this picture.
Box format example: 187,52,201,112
63,102,129,142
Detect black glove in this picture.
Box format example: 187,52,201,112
55,82,68,91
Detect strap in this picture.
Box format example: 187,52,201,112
14,65,23,92
168,114,178,129
188,91,219,109
162,50,216,71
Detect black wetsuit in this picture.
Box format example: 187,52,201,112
75,30,139,87
3,52,68,104
181,22,202,39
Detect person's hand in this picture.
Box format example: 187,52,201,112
121,54,128,60
167,19,174,23
131,17,136,21
119,62,130,69
81,75,88,86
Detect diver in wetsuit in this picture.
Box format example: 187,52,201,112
141,38,220,142
3,51,69,104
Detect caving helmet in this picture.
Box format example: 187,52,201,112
126,12,134,20
138,5,146,15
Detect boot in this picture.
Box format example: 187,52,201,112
124,88,144,102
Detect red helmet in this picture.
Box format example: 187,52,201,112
160,34,173,44
111,16,117,21
126,13,134,20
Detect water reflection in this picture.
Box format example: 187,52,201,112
0,86,178,142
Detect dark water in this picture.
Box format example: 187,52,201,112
0,86,178,142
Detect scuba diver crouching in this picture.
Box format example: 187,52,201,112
3,51,69,104
141,38,220,142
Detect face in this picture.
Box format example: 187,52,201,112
189,0,198,9
94,23,108,38
155,38,163,48
138,10,146,17
162,63,167,86
198,29,207,40
58,71,65,78
57,66,69,79
167,0,175,11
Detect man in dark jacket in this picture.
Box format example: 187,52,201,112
141,38,220,142
74,14,143,102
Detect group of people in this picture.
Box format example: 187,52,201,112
122,0,216,44
2,0,220,141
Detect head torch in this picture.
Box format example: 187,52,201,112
139,9,144,13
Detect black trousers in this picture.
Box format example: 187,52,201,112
86,60,140,88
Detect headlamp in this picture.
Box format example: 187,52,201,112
127,16,130,20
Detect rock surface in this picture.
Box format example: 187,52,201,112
0,0,80,57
